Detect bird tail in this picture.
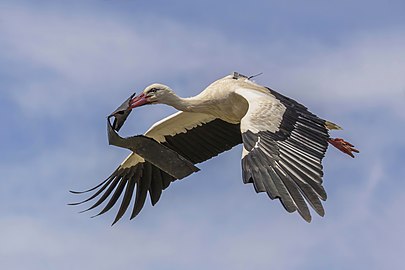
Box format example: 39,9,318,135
325,120,343,130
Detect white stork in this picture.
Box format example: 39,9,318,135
72,72,358,224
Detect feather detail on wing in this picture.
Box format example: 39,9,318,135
71,112,241,224
235,87,330,222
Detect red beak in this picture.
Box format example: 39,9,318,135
129,92,149,109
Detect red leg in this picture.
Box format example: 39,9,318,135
328,138,359,158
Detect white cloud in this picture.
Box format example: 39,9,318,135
273,29,405,111
1,2,405,270
1,133,404,270
2,177,404,270
3,5,404,120
0,7,241,116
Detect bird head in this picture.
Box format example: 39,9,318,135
129,83,174,109
109,84,175,131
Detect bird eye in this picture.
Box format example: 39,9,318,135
148,88,158,94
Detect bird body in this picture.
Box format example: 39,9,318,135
72,72,358,224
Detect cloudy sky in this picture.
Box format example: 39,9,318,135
1,0,405,269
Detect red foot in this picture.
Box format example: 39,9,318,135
328,138,359,158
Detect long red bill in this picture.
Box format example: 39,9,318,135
129,92,148,109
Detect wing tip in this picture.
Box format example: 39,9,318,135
303,215,312,223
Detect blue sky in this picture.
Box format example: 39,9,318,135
1,1,405,269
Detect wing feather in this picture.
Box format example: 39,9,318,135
235,86,330,222
131,162,152,219
72,112,241,224
84,174,122,214
112,167,138,225
149,166,163,206
95,173,129,217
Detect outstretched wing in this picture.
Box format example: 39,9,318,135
235,87,330,222
71,112,242,224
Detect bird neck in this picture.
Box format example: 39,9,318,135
162,93,211,113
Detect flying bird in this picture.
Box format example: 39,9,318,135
71,72,358,224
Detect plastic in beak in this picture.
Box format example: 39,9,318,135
108,93,135,132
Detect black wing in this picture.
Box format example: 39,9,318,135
71,112,241,224
236,87,329,222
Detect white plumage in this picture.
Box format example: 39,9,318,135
72,72,358,224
